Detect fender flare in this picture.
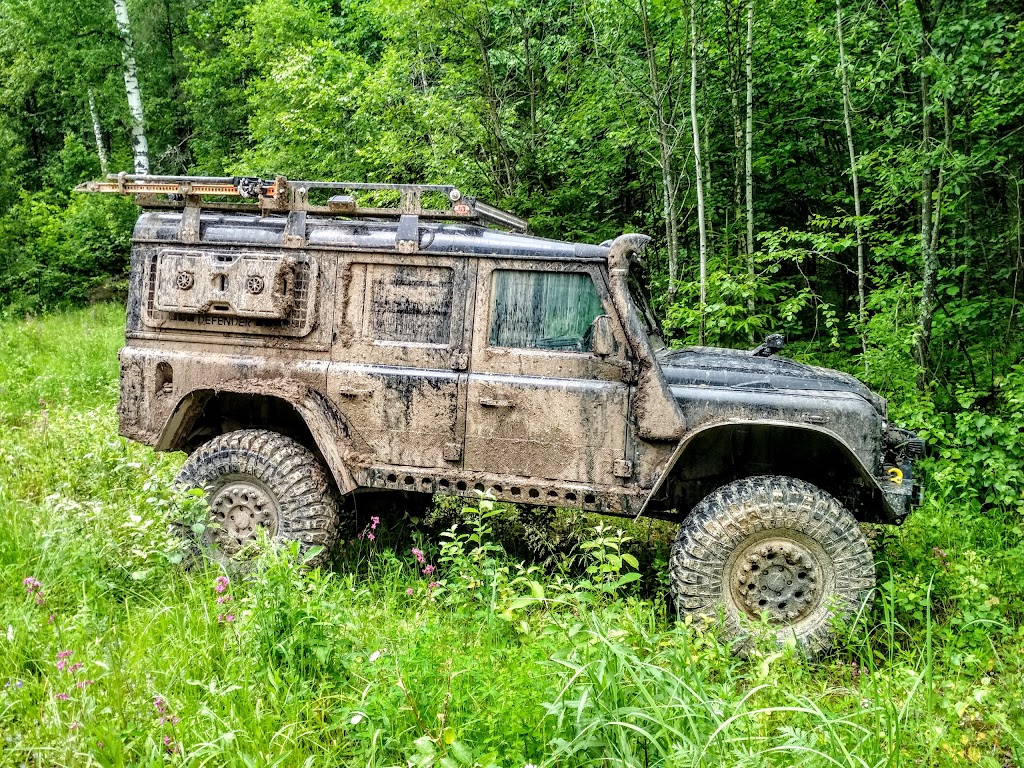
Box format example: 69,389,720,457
639,418,888,517
156,386,359,495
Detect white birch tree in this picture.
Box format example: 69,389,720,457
113,0,149,174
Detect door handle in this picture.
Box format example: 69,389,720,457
479,398,514,408
338,387,373,398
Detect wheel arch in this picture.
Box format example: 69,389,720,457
157,387,358,495
643,420,891,523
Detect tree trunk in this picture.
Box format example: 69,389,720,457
913,3,936,384
745,0,755,327
691,0,709,344
729,0,743,263
836,0,866,357
639,0,681,299
87,89,109,176
113,0,149,174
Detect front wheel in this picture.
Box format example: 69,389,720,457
669,476,875,655
174,429,343,568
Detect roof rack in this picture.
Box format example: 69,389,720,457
74,173,529,233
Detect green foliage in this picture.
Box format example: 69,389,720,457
0,178,136,313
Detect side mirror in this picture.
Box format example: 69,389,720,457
590,315,616,357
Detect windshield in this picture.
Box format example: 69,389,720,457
627,260,665,351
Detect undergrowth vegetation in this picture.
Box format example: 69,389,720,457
1,306,1023,766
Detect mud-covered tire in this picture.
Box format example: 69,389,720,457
669,476,875,655
174,429,342,568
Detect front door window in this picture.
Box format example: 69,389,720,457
488,270,604,352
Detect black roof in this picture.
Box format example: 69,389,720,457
133,211,611,261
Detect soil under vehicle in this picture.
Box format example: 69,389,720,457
78,174,924,652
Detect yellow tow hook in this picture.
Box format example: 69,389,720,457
887,467,904,484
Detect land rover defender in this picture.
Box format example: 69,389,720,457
78,174,923,651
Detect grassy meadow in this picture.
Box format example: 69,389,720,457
0,306,1022,767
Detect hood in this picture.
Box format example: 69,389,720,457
657,346,886,415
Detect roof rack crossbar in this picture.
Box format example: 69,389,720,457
73,174,529,233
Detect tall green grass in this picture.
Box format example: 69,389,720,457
0,306,1021,767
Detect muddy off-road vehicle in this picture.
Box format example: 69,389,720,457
78,174,923,650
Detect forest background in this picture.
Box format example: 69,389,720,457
1,0,1024,763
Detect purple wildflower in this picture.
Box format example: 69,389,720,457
412,547,425,564
422,564,435,576
214,575,229,593
153,696,165,713
23,577,42,593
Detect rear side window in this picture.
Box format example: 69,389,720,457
489,269,604,352
365,264,453,345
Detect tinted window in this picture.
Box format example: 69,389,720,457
489,270,604,352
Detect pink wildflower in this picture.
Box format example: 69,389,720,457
357,532,364,540
36,595,45,605
428,581,440,589
214,575,229,593
48,614,55,624
216,594,232,604
97,741,103,748
422,564,435,576
69,721,81,731
370,516,380,530
412,547,425,564
76,680,95,688
153,697,165,713
57,650,73,659
406,588,414,596
218,614,235,623
164,735,178,753
68,662,83,674
367,533,375,541
23,577,41,593
54,692,69,701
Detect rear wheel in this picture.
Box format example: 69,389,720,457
669,476,875,654
174,429,342,568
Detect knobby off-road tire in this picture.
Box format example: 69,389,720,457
174,429,342,569
669,476,875,655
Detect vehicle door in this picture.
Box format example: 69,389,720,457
464,260,631,486
328,254,473,468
